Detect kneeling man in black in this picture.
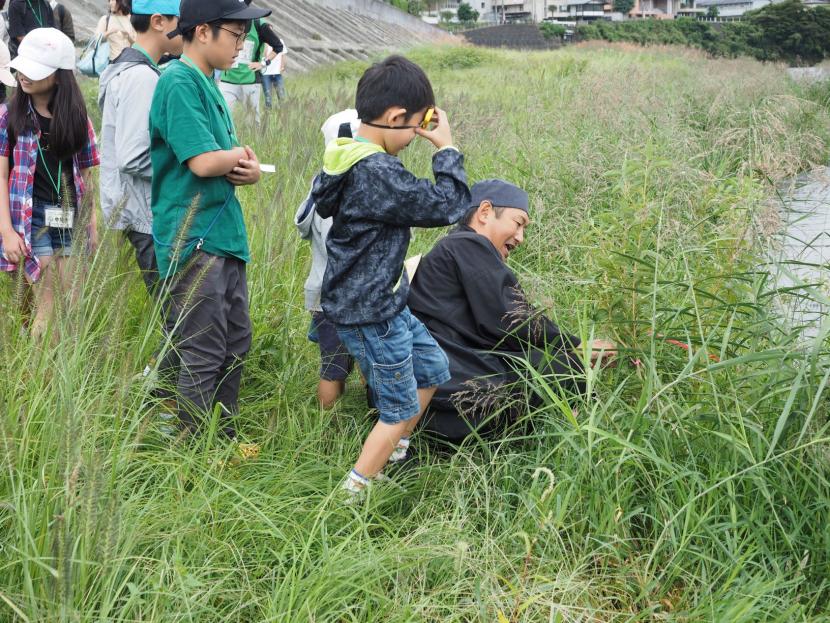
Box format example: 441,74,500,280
408,180,616,441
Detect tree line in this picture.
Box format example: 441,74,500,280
576,0,830,66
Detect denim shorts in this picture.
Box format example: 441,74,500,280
309,311,354,382
336,307,451,424
31,201,72,258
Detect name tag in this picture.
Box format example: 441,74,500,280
44,208,73,229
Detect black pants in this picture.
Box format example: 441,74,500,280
163,252,252,436
125,231,159,295
126,230,180,398
422,345,586,442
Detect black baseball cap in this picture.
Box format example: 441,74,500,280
168,0,271,38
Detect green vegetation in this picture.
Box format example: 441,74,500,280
384,0,427,16
2,44,830,621
456,2,480,22
539,21,567,40
578,0,830,66
614,0,636,14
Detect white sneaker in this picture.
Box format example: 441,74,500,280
389,438,410,463
342,469,370,503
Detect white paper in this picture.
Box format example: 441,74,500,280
259,164,276,173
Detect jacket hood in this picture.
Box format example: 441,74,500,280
98,48,159,108
312,138,385,219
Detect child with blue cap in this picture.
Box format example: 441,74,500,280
98,0,182,294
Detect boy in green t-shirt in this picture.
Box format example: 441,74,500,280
149,0,270,437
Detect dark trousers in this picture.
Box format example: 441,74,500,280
163,252,252,435
125,230,159,295
126,230,180,400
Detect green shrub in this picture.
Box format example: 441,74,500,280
539,22,567,40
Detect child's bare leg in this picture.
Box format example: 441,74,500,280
353,386,437,478
30,255,55,338
389,386,436,463
56,256,80,306
318,379,345,409
354,419,410,478
405,387,436,436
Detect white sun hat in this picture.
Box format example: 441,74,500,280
10,28,75,82
321,109,361,146
0,41,15,88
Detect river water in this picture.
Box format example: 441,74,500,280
771,167,830,341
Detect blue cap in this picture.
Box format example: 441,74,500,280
131,0,180,16
469,179,530,214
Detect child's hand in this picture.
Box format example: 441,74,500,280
1,227,26,264
226,145,261,186
415,107,454,150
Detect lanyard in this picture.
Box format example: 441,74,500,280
179,55,238,147
132,43,159,70
26,0,43,26
36,138,62,199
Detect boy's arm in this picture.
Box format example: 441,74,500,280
295,184,316,239
257,21,283,54
188,148,247,178
114,69,155,179
362,149,470,228
8,3,26,40
157,78,248,179
63,6,76,42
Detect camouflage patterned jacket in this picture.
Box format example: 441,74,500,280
312,138,470,325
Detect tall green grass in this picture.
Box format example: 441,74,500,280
1,44,829,621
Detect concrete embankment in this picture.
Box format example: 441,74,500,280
62,0,454,71
461,24,558,50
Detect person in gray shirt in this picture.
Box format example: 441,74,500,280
295,109,360,408
98,1,182,293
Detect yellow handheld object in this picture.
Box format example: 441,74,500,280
420,107,435,130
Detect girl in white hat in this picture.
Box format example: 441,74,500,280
0,28,100,338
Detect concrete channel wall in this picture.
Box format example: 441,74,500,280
462,24,557,50
61,0,454,71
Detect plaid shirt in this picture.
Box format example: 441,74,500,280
0,103,100,282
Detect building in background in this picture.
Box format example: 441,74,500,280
694,0,767,16
549,0,610,21
422,0,551,23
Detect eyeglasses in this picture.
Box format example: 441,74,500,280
216,25,248,46
362,108,436,131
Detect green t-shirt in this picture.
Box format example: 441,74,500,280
149,59,250,278
220,20,261,86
